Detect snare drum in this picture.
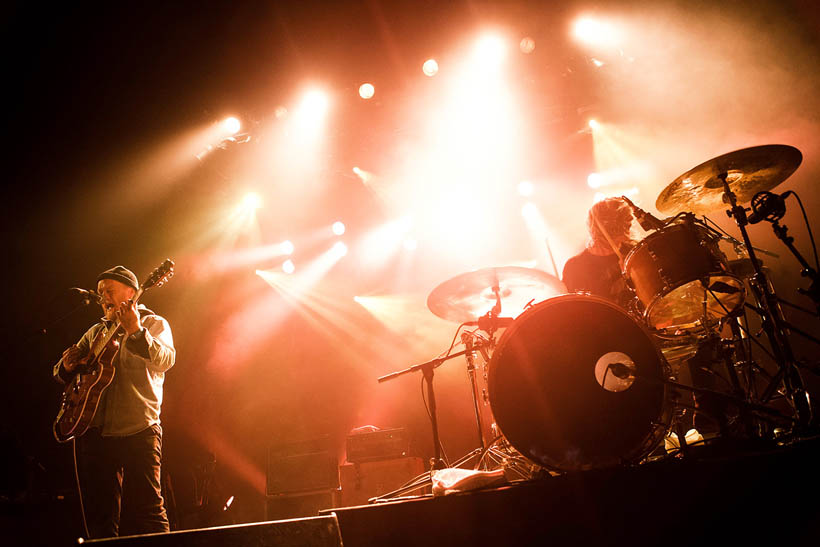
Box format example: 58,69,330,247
623,219,744,334
487,294,671,471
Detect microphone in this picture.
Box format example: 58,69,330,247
607,362,635,380
70,288,101,305
748,190,791,224
465,316,514,331
621,196,665,231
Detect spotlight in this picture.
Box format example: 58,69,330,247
588,119,600,130
223,117,241,134
519,37,536,54
240,192,263,211
591,58,605,67
332,221,346,236
422,59,439,77
332,241,348,256
281,240,294,255
359,83,375,99
521,202,538,218
517,180,534,197
572,16,620,47
587,173,603,189
474,34,507,65
282,259,295,274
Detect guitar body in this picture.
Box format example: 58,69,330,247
53,329,121,443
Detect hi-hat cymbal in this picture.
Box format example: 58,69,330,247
427,266,566,323
656,144,802,215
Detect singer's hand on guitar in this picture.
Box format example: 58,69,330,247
115,300,142,335
62,345,84,372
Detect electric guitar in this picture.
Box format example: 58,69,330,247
53,259,175,443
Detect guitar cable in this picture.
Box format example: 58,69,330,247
72,437,91,539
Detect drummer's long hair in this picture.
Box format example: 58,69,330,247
586,197,638,253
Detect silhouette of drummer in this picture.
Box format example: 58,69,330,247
562,197,638,308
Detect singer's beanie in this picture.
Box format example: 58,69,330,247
96,265,139,291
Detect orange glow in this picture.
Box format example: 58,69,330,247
422,59,439,76
223,117,241,134
572,16,621,47
359,83,375,99
332,221,346,236
519,37,535,54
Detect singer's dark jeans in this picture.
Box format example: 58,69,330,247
77,424,170,538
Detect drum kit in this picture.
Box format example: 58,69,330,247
376,145,819,497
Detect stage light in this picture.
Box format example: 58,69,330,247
519,37,535,54
521,202,538,219
281,240,294,255
359,83,375,99
332,221,346,236
518,180,534,197
282,259,295,274
240,192,263,211
588,119,600,130
591,58,605,67
587,172,603,189
572,16,620,47
423,59,439,77
473,34,507,66
223,117,241,134
332,241,348,257
294,88,330,131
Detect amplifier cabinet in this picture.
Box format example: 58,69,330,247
339,457,425,506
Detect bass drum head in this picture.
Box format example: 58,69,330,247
488,294,670,472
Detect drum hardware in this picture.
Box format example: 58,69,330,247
426,266,566,324
657,144,814,427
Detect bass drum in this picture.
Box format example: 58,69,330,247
488,294,671,472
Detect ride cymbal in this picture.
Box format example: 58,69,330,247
656,144,802,215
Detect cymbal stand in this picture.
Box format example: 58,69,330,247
719,172,813,426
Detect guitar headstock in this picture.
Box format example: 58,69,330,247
141,259,175,291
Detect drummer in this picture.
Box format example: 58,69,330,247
562,197,638,308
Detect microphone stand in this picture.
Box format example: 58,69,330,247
719,172,813,427
378,347,474,471
769,219,820,319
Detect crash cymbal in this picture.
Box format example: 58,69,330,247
427,266,566,323
656,145,802,215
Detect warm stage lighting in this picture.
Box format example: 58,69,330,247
521,202,538,219
240,192,263,211
332,241,348,257
294,88,330,131
572,16,620,47
473,34,507,66
517,180,534,197
587,173,603,189
588,119,600,130
359,83,375,99
282,259,295,274
591,58,605,67
403,238,418,251
332,221,346,236
422,59,439,77
223,117,241,134
519,37,535,54
281,240,295,255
